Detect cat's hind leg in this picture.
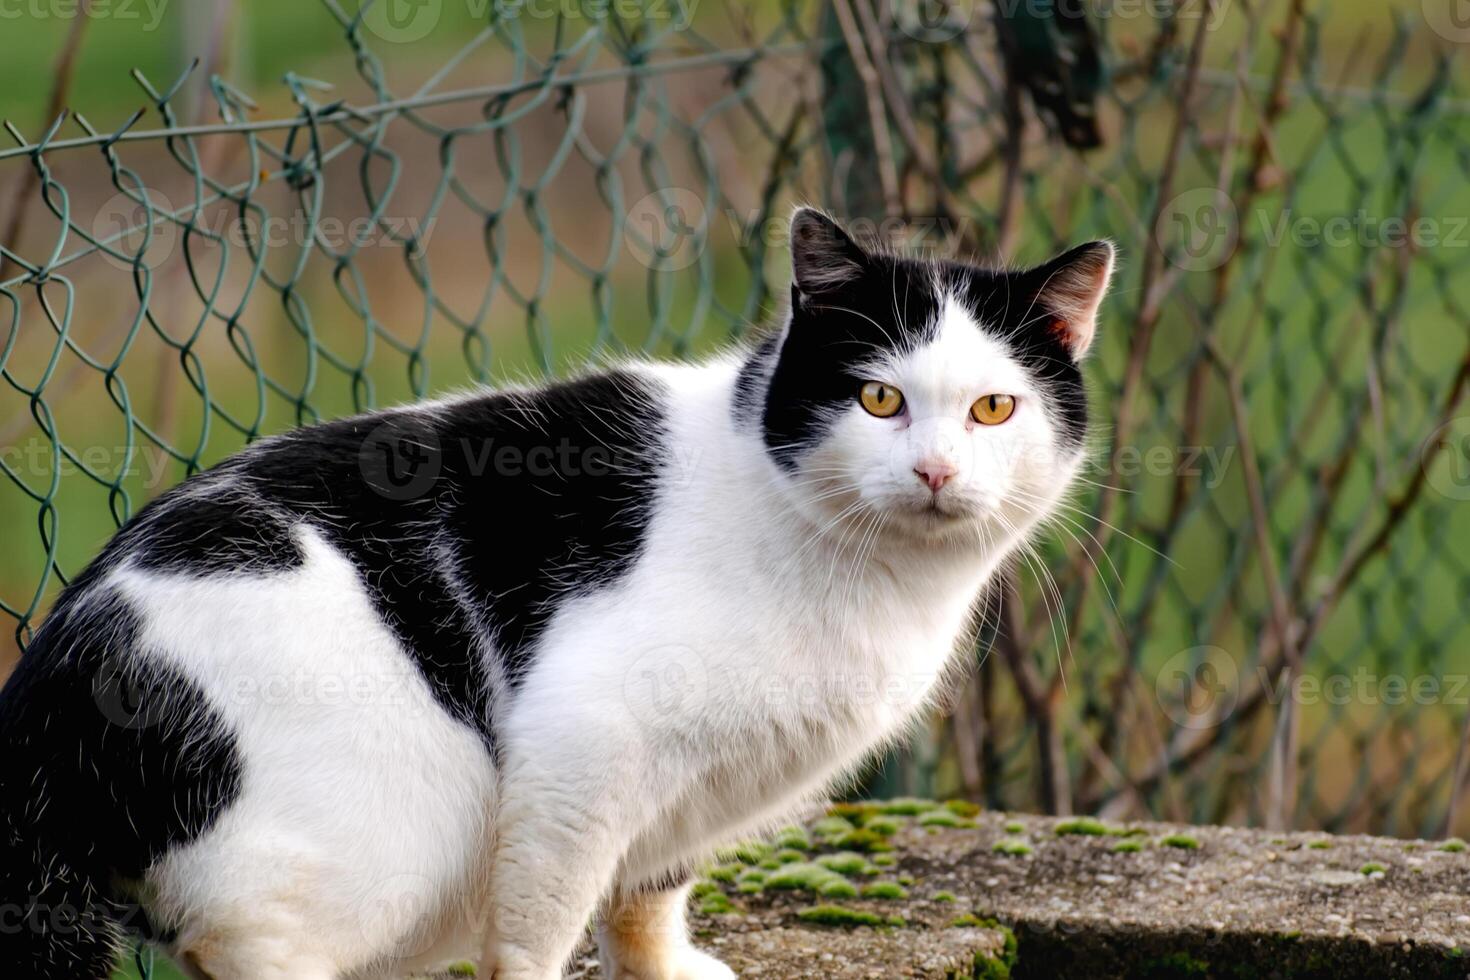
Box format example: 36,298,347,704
598,882,734,980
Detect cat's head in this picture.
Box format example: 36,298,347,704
744,208,1114,543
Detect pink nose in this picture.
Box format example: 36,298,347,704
914,459,957,493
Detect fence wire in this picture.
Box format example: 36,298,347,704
1,0,1468,873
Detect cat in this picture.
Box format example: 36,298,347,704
0,208,1113,980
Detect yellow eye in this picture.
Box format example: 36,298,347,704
971,393,1016,425
859,381,904,418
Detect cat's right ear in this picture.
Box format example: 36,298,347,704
790,208,868,297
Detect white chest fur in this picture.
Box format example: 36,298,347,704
504,361,1016,882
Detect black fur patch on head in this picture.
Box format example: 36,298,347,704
0,590,243,978
109,369,666,742
738,210,1103,466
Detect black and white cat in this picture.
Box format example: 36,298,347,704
0,209,1113,979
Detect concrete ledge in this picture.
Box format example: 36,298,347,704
663,804,1469,979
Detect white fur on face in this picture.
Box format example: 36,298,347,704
792,293,1081,541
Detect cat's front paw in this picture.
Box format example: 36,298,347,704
665,948,736,980
604,946,736,980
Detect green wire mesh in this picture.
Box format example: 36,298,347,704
2,0,1468,871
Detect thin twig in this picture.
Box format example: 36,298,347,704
0,7,90,280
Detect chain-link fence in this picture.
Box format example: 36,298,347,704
2,0,1468,857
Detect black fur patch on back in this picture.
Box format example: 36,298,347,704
0,590,243,978
112,369,667,738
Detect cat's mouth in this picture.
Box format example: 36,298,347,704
913,495,969,523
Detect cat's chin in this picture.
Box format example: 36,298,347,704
882,499,985,541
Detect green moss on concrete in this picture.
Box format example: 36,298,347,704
764,862,846,892
919,809,976,829
1359,862,1386,875
706,863,742,882
865,816,904,836
1308,839,1333,850
1004,820,1025,834
831,827,895,853
1111,839,1145,853
880,797,938,815
723,840,774,864
818,878,859,899
773,826,812,850
816,851,871,875
796,904,887,928
993,838,1033,856
1161,833,1200,850
1439,838,1467,853
1055,817,1111,836
861,881,909,900
812,815,856,840
944,800,983,819
872,852,898,866
445,963,477,977
699,892,734,915
933,890,958,903
827,802,881,824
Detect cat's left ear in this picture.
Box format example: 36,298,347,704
1024,240,1116,360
